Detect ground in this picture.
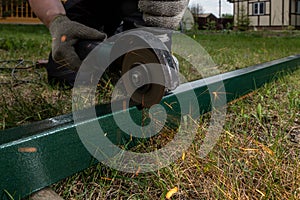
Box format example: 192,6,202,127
0,25,299,199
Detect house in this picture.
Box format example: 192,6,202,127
195,13,234,30
228,0,300,29
0,0,41,24
196,13,219,30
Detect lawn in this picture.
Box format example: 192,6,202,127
0,24,299,199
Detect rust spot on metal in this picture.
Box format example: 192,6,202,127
123,100,127,111
18,147,37,153
142,94,145,108
60,35,67,42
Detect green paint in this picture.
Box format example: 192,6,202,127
0,55,299,199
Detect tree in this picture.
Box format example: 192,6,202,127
188,3,204,31
189,3,204,16
222,13,234,19
236,6,250,31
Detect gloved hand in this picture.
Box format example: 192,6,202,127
49,15,107,71
138,0,189,29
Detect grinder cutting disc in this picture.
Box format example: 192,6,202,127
121,48,166,108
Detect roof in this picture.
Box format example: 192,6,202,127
197,13,218,19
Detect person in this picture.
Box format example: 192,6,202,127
28,0,188,87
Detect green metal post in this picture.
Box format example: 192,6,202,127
0,55,299,199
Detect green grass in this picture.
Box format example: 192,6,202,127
0,24,71,128
197,31,300,72
179,30,300,81
0,24,50,59
51,70,300,200
0,25,300,199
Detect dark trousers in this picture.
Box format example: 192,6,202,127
64,0,144,36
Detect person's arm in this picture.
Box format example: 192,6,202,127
138,0,189,29
28,0,66,27
28,0,106,71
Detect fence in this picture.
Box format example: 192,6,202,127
0,0,41,24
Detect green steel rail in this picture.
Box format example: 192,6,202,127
0,55,299,199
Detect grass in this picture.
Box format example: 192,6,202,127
0,24,50,59
53,71,300,199
0,25,300,199
197,31,300,71
179,30,300,81
0,24,72,128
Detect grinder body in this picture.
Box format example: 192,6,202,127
59,31,180,107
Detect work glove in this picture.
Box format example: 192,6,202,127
138,0,189,29
49,15,107,71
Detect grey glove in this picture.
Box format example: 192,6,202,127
49,15,107,71
138,0,189,29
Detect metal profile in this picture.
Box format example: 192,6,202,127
0,55,299,199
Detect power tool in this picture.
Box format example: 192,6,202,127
50,30,180,108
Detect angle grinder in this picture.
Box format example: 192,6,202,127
75,30,180,108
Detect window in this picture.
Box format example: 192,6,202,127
297,0,300,13
253,2,265,15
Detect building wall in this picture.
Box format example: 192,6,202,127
197,14,219,30
249,0,271,26
290,0,300,26
233,0,248,25
269,0,290,26
283,0,291,25
232,0,300,29
271,0,283,26
291,15,300,25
